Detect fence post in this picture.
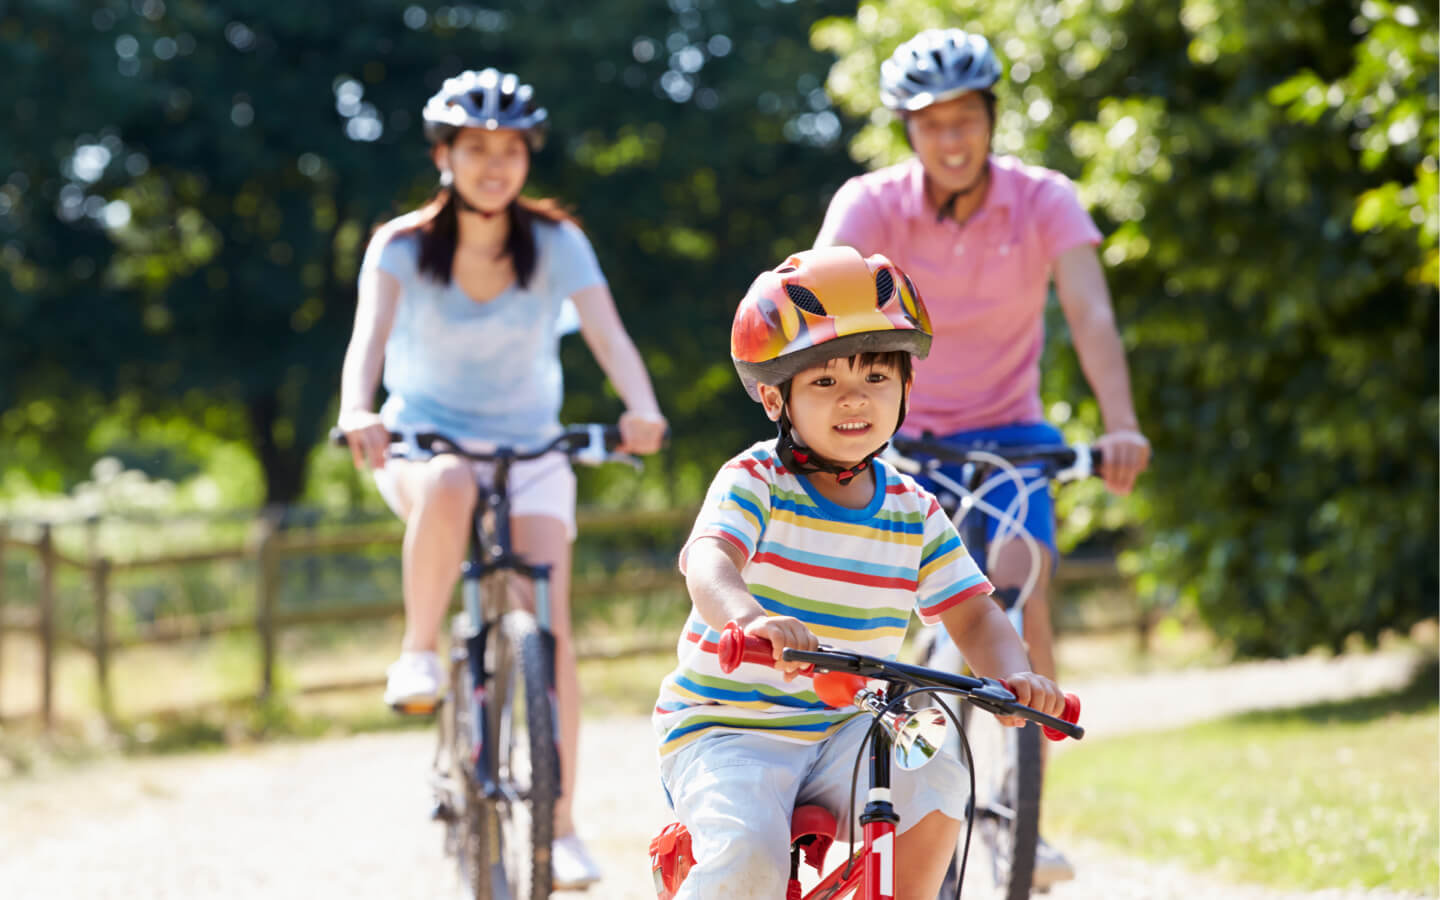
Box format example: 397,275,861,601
0,520,7,720
254,509,281,701
87,516,113,723
38,523,55,733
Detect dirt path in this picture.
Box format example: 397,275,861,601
0,651,1429,900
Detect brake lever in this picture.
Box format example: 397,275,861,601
573,424,610,467
612,451,643,472
1055,443,1093,483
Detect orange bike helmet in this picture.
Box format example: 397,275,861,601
731,247,934,483
731,246,933,401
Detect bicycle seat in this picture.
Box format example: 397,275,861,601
790,804,837,873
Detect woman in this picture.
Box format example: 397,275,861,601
337,68,667,888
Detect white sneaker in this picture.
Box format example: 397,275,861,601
1032,835,1076,890
552,832,603,890
383,651,442,714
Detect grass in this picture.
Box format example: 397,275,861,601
1044,660,1440,894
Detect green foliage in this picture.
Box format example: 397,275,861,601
819,0,1439,656
3,0,863,507
1046,665,1440,891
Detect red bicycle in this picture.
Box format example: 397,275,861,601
649,622,1082,900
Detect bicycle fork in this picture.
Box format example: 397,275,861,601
460,559,564,801
525,560,563,802
462,567,500,799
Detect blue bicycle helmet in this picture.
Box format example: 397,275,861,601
422,68,548,150
879,29,1002,112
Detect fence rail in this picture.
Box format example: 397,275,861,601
0,510,1133,730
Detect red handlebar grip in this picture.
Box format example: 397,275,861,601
1042,693,1081,742
717,621,785,673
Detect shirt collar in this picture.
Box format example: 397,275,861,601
903,154,1017,223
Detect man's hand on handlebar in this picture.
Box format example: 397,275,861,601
1094,429,1151,495
737,614,818,682
337,409,390,471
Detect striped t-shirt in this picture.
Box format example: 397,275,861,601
653,440,993,759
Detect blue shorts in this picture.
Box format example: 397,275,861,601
906,422,1063,574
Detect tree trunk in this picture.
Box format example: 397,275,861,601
247,393,308,506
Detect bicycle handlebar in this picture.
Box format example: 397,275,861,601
887,437,1102,483
329,424,640,467
716,622,1083,741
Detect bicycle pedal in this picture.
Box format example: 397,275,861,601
429,800,456,822
390,698,440,716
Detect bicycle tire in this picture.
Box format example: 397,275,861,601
949,705,1042,900
490,608,558,900
447,614,504,900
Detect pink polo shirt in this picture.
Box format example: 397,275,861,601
815,155,1102,435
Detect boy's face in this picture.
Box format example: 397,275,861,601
759,357,909,468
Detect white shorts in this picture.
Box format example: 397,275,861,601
373,442,577,541
657,714,970,899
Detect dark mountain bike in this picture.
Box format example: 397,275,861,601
334,424,640,900
887,436,1101,900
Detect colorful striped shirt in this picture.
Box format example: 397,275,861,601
653,440,992,758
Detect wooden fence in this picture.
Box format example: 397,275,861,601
0,509,1132,731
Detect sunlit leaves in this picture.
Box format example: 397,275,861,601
819,0,1438,655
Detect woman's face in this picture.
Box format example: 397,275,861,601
434,127,529,213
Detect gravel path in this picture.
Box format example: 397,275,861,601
0,651,1430,900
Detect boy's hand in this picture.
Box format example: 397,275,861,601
998,672,1064,728
740,615,817,681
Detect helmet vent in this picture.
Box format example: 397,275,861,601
874,269,894,308
785,284,826,316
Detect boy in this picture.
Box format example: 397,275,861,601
652,247,1065,899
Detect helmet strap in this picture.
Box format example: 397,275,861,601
772,383,911,487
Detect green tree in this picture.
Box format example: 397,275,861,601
4,0,862,504
817,0,1438,655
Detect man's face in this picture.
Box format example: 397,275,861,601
907,93,992,197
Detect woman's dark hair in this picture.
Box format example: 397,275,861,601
404,189,576,288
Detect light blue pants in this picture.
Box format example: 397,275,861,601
658,714,970,899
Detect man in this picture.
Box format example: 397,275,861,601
814,27,1151,886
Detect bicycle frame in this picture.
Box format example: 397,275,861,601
801,718,901,900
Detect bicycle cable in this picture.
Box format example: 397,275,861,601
833,685,978,900
921,452,1047,615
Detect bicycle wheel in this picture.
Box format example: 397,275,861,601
489,608,559,900
445,614,504,900
951,705,1042,900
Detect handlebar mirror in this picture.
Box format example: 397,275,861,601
890,704,951,771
